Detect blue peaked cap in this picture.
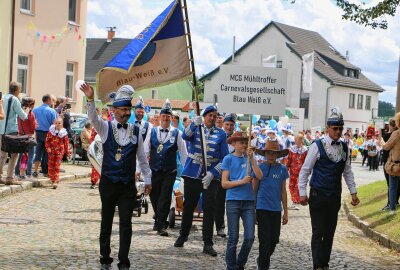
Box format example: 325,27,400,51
202,105,218,116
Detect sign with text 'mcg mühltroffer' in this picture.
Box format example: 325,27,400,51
217,65,287,116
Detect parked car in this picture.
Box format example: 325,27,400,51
70,113,88,160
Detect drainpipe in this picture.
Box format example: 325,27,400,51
9,0,16,82
325,84,335,124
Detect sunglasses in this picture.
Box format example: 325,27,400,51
331,126,344,132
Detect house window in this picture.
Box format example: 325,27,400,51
344,69,349,76
357,94,363,109
68,0,77,22
365,95,371,110
300,98,309,119
151,89,158,99
349,93,355,108
276,61,283,68
65,62,75,98
17,55,29,94
20,0,31,12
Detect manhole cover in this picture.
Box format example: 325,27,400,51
0,217,36,225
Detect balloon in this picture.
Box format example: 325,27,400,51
189,110,194,119
75,80,85,96
269,119,277,129
143,114,148,121
252,115,258,123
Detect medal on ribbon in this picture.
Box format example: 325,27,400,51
115,147,122,161
157,144,163,153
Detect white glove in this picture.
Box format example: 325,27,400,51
202,171,214,189
193,116,202,126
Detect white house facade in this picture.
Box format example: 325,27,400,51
201,21,383,131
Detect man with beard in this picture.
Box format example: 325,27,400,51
144,99,187,236
174,105,229,257
215,113,237,238
81,83,152,270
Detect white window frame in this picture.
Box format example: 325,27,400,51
20,0,32,13
68,0,77,23
357,94,363,110
365,95,371,110
17,54,30,94
65,62,75,99
349,93,355,108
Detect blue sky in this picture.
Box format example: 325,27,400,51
86,0,399,105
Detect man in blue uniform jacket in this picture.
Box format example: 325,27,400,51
174,105,229,256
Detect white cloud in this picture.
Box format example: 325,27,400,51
87,0,400,100
87,1,104,15
380,85,397,105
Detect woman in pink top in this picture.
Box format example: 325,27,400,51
15,97,38,179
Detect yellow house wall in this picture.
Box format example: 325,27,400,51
13,0,87,112
0,0,12,93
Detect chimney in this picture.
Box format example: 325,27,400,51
345,50,349,61
106,26,116,42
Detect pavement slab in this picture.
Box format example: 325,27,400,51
0,172,399,270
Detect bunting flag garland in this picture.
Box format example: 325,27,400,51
27,21,85,46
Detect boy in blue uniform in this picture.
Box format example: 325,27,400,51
221,131,262,270
254,140,289,270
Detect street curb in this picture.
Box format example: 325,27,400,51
343,201,400,252
0,172,91,198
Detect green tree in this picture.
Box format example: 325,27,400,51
378,100,395,117
289,0,400,29
336,0,400,29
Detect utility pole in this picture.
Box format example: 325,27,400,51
396,53,400,113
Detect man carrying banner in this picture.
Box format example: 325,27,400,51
144,99,187,237
81,83,152,270
215,113,237,238
299,107,360,270
174,105,229,257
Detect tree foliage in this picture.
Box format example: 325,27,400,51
336,0,400,29
378,100,395,118
288,0,400,29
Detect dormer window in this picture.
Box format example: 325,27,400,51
344,68,359,78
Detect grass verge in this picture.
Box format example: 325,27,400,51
348,180,400,243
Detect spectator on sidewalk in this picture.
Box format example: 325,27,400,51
381,119,400,210
15,97,38,179
0,82,29,185
32,94,58,178
80,122,92,161
55,97,73,140
383,112,400,215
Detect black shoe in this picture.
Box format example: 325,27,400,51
119,265,129,270
153,223,158,231
157,228,169,236
236,266,244,270
100,264,112,270
43,173,49,177
203,244,217,256
174,235,188,247
90,184,96,189
32,172,38,178
216,228,226,238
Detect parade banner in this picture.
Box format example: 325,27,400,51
96,0,190,102
285,107,304,133
217,65,287,115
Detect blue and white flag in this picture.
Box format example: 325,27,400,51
96,0,190,102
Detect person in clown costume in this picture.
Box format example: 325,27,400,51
286,133,308,210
